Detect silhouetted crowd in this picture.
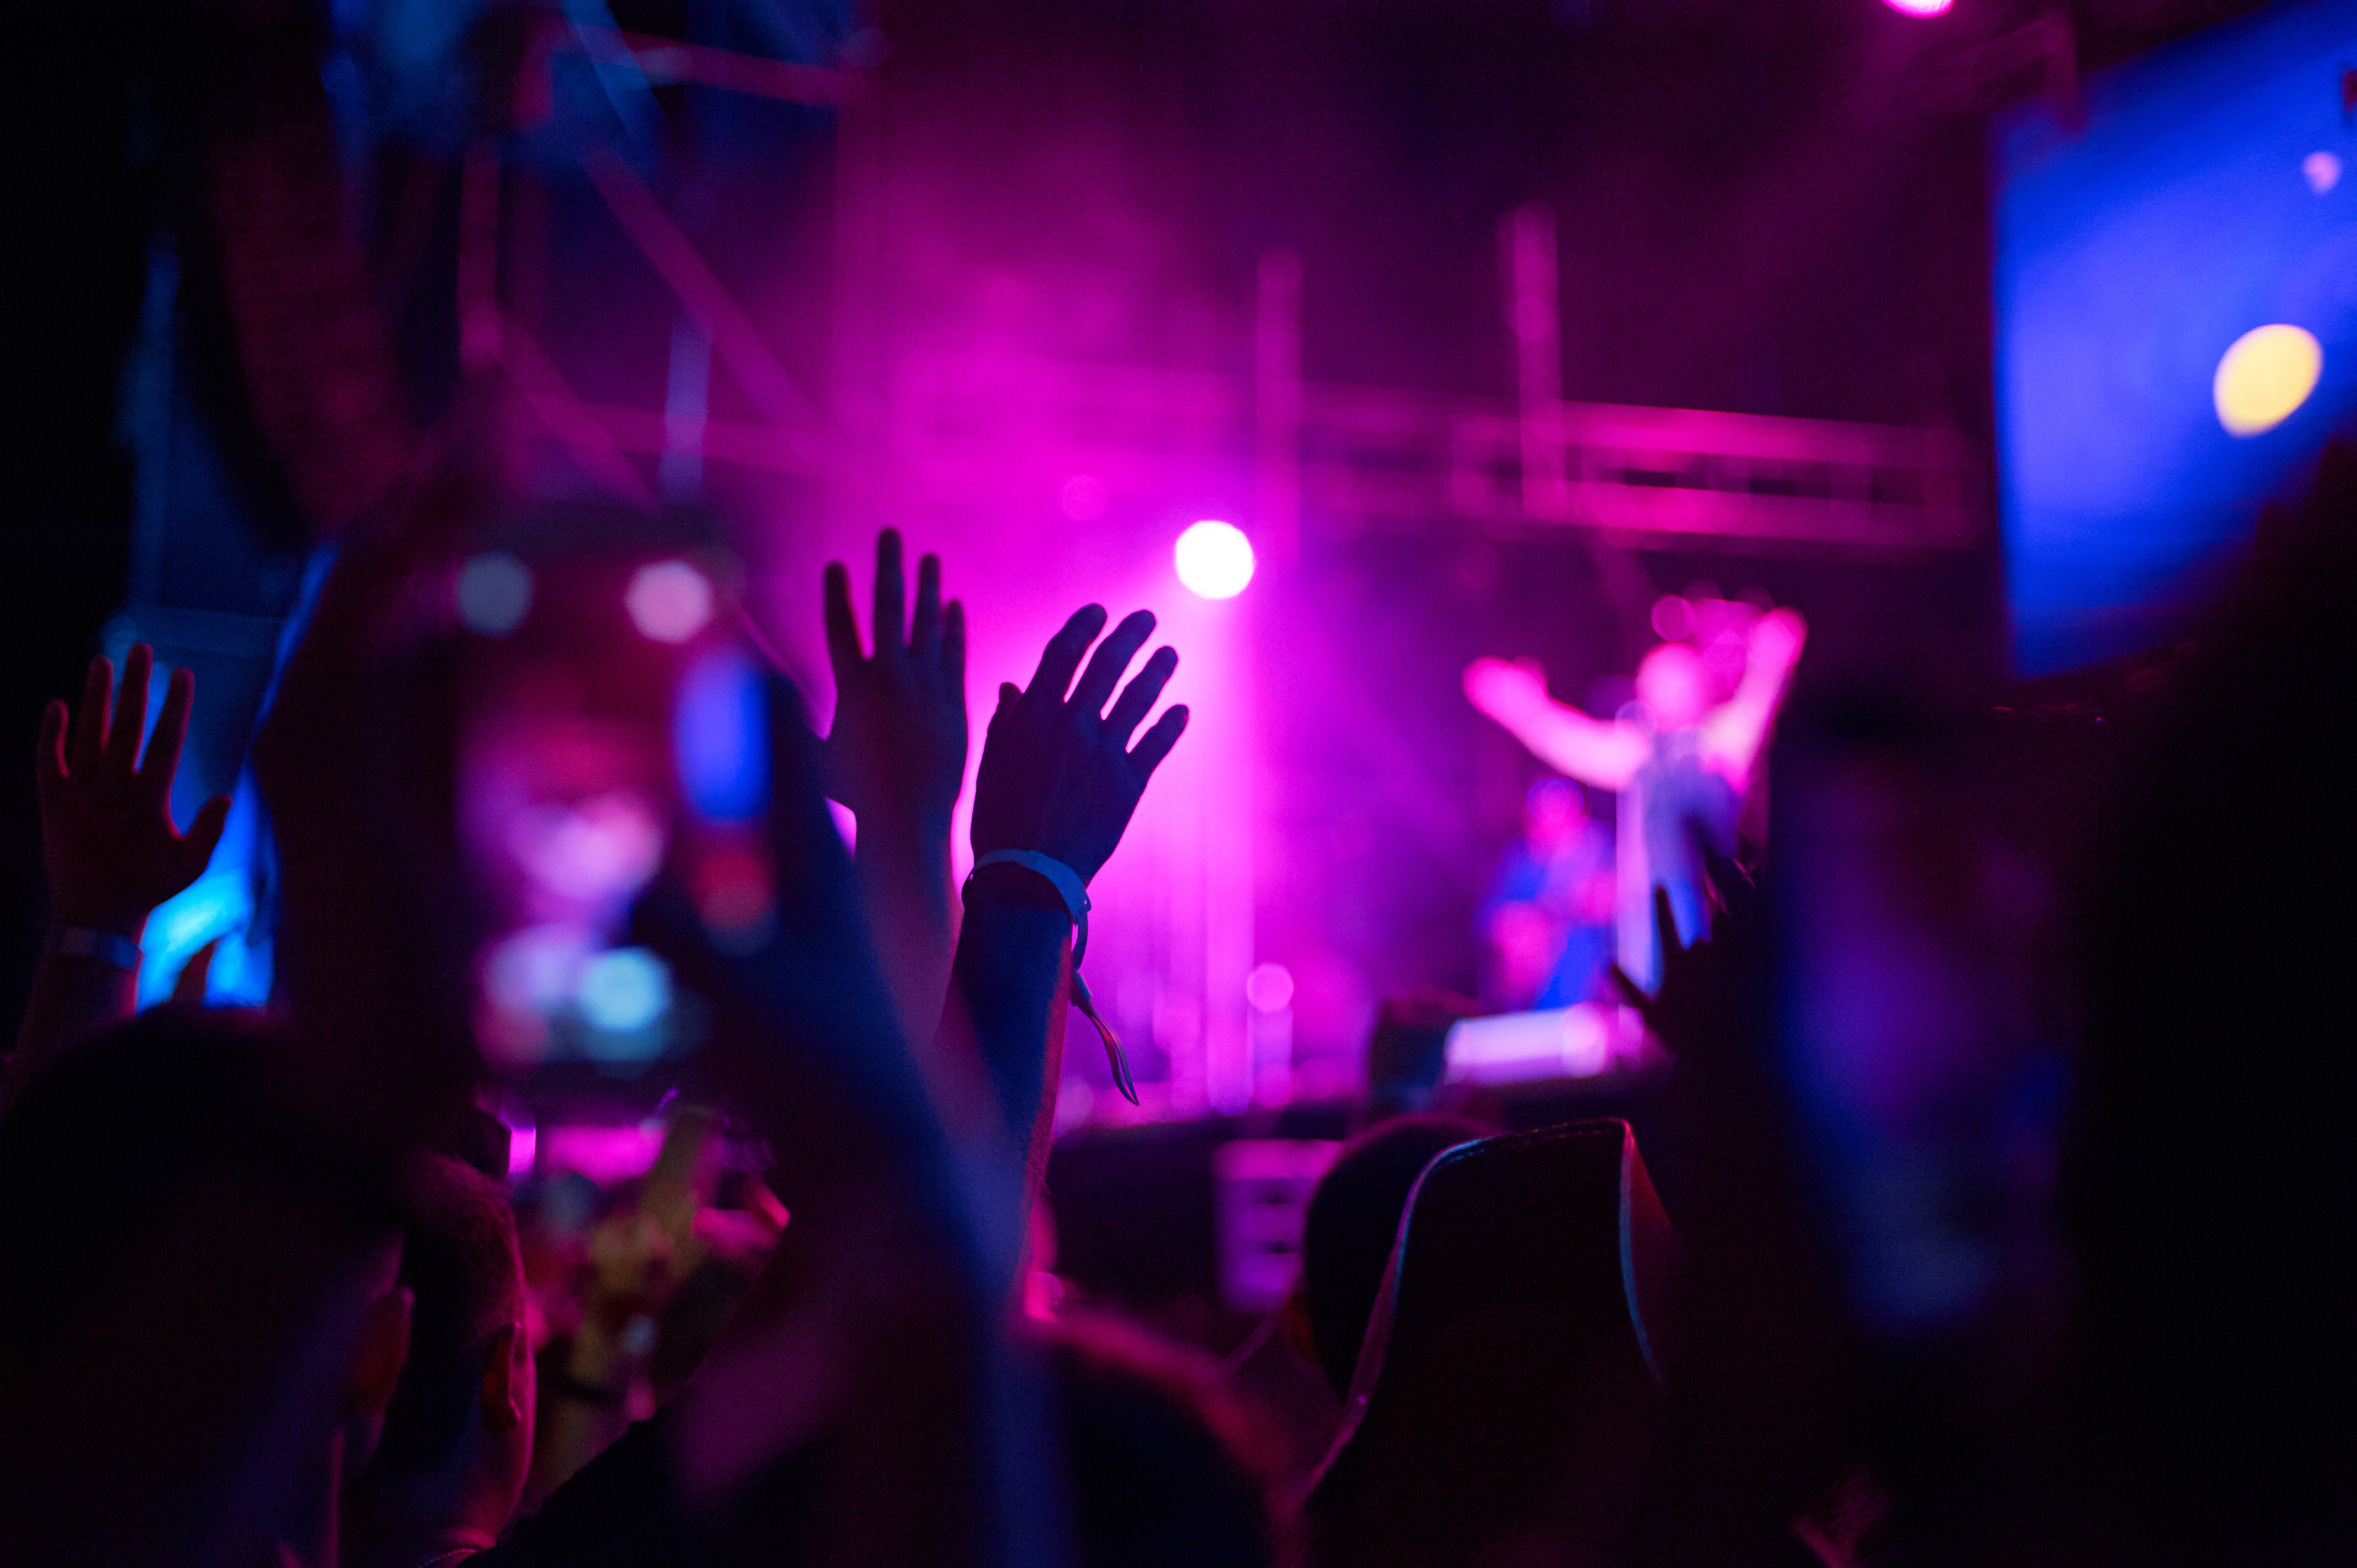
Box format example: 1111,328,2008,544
3,438,2353,1566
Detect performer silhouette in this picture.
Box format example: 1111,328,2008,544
1464,605,1805,989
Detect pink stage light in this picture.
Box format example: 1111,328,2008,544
1883,0,1953,14
1174,519,1255,600
626,559,714,642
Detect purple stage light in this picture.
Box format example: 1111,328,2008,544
1174,519,1254,600
1245,962,1295,1013
1883,0,1952,14
626,559,715,642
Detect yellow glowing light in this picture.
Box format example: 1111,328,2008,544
2213,324,2323,437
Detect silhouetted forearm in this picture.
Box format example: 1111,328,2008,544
938,864,1072,1209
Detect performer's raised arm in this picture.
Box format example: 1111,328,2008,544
1701,607,1807,783
1463,656,1649,790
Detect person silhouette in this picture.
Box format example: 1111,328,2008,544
1464,604,1804,990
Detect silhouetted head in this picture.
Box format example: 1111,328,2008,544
1038,1311,1286,1568
0,1006,412,1562
1288,1115,1491,1398
1636,641,1713,732
346,1155,534,1560
1525,777,1588,845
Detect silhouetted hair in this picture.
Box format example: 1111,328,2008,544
0,1007,410,1555
367,1154,527,1476
0,1005,402,1348
1297,1115,1491,1398
1041,1311,1288,1568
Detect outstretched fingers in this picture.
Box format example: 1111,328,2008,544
823,561,865,672
1103,646,1177,741
910,553,942,663
943,601,967,692
34,701,67,801
1127,704,1188,776
1068,610,1155,719
70,656,112,778
1608,965,1659,1040
1025,605,1109,706
142,666,197,804
871,529,907,659
106,644,153,773
1651,884,1682,963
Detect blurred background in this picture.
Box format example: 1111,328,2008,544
4,0,2348,1388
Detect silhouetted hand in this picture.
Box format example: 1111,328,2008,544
1610,846,1766,1061
35,644,231,936
970,605,1187,883
822,529,967,835
634,675,944,1169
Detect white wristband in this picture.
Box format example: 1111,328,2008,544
968,849,1092,964
965,849,1134,1104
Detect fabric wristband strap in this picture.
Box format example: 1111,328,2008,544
52,926,142,971
967,849,1136,1104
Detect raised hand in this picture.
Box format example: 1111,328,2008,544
34,644,232,937
1610,845,1767,1062
970,605,1187,883
1746,606,1807,673
821,529,968,836
1463,655,1553,726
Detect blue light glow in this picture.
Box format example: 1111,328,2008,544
1994,0,2356,675
675,647,768,821
578,946,672,1033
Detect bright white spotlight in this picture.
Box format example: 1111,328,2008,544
2214,324,2322,437
1175,519,1255,600
626,559,714,642
1883,0,1952,14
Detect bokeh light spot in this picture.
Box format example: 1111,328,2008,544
2212,324,2323,436
626,559,714,642
578,946,672,1032
2304,151,2342,195
1245,962,1295,1013
457,551,534,636
1174,519,1255,599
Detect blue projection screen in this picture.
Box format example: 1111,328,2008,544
1994,0,2356,676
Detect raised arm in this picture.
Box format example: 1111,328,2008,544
1700,607,1807,785
1464,656,1648,791
562,677,1044,1564
6,646,230,1112
952,604,1186,1203
819,529,967,1060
